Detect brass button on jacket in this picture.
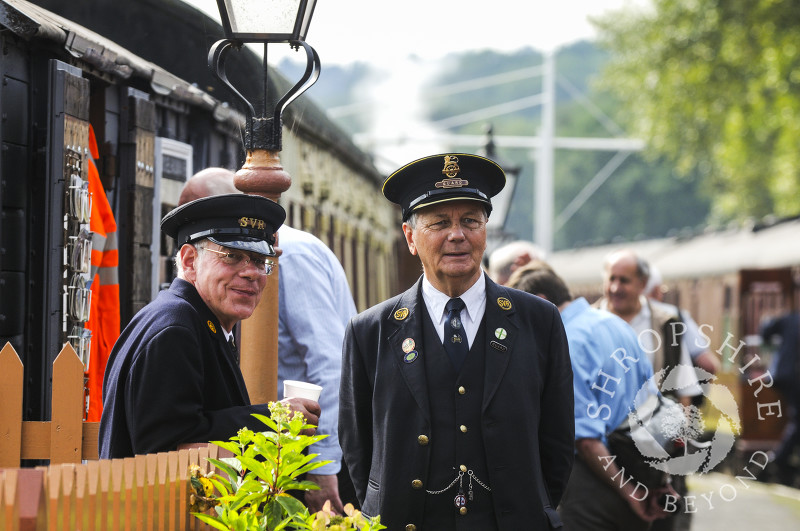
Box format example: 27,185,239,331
460,424,468,433
458,386,466,395
405,525,417,531
411,479,423,489
417,434,429,445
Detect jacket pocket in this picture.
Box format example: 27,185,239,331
361,479,380,518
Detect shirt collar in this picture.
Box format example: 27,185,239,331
561,296,589,324
422,273,486,324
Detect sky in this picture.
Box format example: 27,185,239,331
187,0,649,66
185,0,651,179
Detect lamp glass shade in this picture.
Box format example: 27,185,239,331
218,0,317,42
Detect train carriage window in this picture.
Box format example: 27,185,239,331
153,137,193,297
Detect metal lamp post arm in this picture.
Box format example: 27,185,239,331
274,41,321,119
208,39,256,118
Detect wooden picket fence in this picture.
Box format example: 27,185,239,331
0,342,225,530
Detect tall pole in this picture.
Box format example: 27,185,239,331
535,51,555,253
235,151,291,404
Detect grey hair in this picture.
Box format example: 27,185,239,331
603,249,650,282
174,239,208,275
488,240,547,283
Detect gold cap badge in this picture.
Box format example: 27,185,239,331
238,217,266,230
435,155,469,189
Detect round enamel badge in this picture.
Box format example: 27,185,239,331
404,351,419,363
497,297,512,310
402,338,416,353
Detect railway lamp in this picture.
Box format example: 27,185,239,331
210,0,320,157
208,0,321,402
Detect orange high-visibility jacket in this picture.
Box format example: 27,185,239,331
84,125,120,421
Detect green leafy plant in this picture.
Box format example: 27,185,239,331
191,401,384,531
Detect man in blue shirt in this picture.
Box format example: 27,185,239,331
277,224,357,511
508,263,672,530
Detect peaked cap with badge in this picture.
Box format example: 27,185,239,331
161,193,286,257
382,153,506,221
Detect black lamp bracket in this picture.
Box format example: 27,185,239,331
208,39,320,151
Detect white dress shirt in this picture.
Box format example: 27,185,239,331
422,273,487,348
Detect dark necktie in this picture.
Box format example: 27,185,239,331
444,297,468,372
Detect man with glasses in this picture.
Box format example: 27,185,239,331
99,194,320,459
178,168,358,513
339,153,574,530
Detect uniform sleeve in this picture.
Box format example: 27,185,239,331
538,305,575,507
125,325,269,454
338,318,373,505
279,247,356,474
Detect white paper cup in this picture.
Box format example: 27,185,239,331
283,380,323,401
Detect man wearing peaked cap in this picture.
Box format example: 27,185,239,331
340,153,574,530
99,193,320,459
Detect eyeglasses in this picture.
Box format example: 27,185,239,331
201,246,274,275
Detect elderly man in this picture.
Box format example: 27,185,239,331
340,153,574,530
99,194,320,458
595,249,701,531
508,263,672,530
595,250,701,404
179,168,357,513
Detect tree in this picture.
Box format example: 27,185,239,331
593,0,800,221
658,404,705,457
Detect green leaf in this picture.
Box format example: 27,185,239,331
212,440,242,455
208,477,231,496
209,458,240,482
191,513,230,531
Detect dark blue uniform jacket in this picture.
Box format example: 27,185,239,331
99,278,269,458
340,274,574,530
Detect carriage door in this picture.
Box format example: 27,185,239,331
737,268,793,451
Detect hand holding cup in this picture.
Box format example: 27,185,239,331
281,380,322,435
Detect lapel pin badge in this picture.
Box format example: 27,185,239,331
490,340,508,352
494,328,507,340
207,320,217,334
497,297,512,310
404,350,419,363
394,307,410,321
402,338,416,353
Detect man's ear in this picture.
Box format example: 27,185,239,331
402,223,417,256
179,244,199,281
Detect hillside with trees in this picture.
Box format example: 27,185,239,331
281,40,713,250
